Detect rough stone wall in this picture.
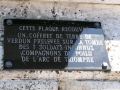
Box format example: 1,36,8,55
0,0,120,90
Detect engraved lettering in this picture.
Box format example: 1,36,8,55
19,26,35,31
84,35,92,39
21,56,29,62
54,57,61,62
18,33,26,38
75,51,92,56
38,26,59,31
29,33,52,38
62,27,83,32
34,39,60,44
85,40,103,45
21,50,61,56
69,57,94,62
38,57,49,62
19,44,29,49
7,38,30,43
63,39,74,44
65,34,81,39
56,34,63,38
76,46,94,50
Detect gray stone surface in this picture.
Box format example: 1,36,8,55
3,0,120,4
0,80,58,90
65,80,120,90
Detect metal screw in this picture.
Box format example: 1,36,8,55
102,62,108,69
6,19,13,25
94,23,100,28
5,61,12,68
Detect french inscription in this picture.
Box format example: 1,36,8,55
6,26,103,63
4,20,111,70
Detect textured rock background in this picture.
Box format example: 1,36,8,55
0,80,58,90
0,0,120,90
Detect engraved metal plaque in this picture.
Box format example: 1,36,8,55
4,19,111,70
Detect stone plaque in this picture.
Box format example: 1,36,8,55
4,19,111,70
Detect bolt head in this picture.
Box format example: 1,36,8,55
102,62,108,69
6,20,13,25
5,61,12,68
94,23,100,28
